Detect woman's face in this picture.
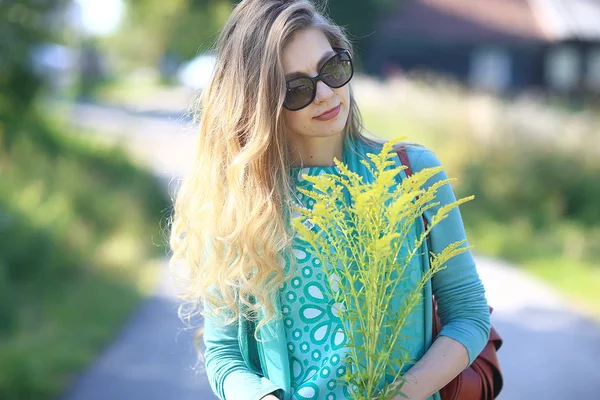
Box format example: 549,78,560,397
281,28,351,141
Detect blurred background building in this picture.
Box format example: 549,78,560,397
31,0,600,98
370,0,600,95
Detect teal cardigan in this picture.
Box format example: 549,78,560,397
201,138,491,400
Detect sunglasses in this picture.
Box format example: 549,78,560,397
283,48,354,111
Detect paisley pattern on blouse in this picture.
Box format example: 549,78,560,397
283,166,351,400
282,165,425,399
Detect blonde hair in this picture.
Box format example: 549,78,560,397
169,0,375,339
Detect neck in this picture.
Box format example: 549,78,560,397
288,132,345,168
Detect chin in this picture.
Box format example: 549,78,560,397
315,110,349,136
309,124,343,139
320,125,346,138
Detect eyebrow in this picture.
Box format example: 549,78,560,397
284,49,336,80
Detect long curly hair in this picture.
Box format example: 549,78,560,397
169,0,375,339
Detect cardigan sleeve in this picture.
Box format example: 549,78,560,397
202,304,283,400
406,145,491,366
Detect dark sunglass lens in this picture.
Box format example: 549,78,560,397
321,53,353,88
284,77,314,110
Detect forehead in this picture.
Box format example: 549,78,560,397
281,28,333,75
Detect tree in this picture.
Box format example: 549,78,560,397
164,0,234,60
324,0,401,71
0,0,71,137
102,0,233,75
97,0,403,79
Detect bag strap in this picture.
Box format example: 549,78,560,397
396,145,438,303
396,145,504,399
396,145,428,231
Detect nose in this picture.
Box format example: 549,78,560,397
314,80,334,104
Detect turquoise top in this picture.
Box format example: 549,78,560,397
201,137,491,400
283,165,352,399
283,163,427,399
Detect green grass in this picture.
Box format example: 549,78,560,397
0,113,170,399
524,258,600,319
464,219,600,320
0,262,158,399
93,73,168,106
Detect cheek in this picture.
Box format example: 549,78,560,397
335,86,350,106
331,87,351,123
284,109,314,133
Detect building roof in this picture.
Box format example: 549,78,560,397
530,0,600,40
378,0,548,44
377,0,600,44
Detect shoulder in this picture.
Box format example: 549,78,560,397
362,137,443,171
392,141,443,173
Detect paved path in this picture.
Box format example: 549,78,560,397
59,101,600,400
57,264,214,400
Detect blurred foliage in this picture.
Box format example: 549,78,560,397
459,141,600,266
460,145,600,313
325,0,401,69
163,0,233,60
461,146,600,231
357,75,600,316
0,0,70,127
101,0,397,77
0,116,170,399
101,0,232,75
101,0,187,73
0,1,171,398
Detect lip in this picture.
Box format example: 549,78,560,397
314,104,341,121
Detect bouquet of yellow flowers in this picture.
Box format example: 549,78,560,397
291,138,474,400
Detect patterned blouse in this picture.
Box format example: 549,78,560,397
282,166,352,400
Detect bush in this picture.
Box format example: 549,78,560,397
0,114,170,399
355,75,600,315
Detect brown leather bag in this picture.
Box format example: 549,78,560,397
396,146,504,399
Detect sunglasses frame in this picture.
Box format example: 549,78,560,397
283,48,354,111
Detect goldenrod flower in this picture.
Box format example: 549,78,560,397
294,138,474,400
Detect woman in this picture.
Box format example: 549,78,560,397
169,1,491,399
